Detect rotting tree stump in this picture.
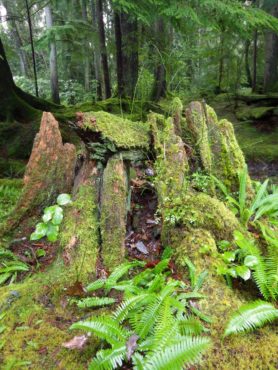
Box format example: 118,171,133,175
0,101,277,369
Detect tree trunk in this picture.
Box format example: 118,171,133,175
0,37,60,122
120,12,139,98
81,0,91,92
91,0,103,100
252,29,258,93
25,0,39,97
263,3,278,92
45,5,60,104
3,0,30,77
244,39,252,87
96,0,111,99
217,33,225,93
114,11,124,97
152,18,167,101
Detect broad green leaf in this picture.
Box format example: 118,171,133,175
244,255,258,268
57,193,72,206
30,222,48,240
236,266,251,281
36,248,46,258
222,251,236,263
46,224,59,242
52,206,63,225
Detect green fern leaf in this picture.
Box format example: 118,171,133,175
89,345,126,370
77,297,116,308
225,301,278,336
144,337,210,370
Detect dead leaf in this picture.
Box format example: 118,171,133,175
66,281,85,297
62,335,89,350
126,334,139,360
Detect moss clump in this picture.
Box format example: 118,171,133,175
149,113,189,203
101,157,128,270
82,111,150,150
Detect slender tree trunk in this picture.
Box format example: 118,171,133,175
96,0,111,99
217,33,225,93
81,0,91,92
244,39,252,87
263,4,278,92
114,11,124,97
152,18,167,101
25,0,39,97
45,5,60,104
252,29,258,93
3,0,30,77
91,0,102,100
120,12,139,98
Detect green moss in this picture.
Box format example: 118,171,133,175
60,184,99,281
82,111,150,150
236,106,275,121
100,157,128,270
173,229,278,369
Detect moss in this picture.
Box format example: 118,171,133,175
60,184,99,282
236,106,275,121
149,113,189,202
100,157,128,270
0,158,26,178
173,229,278,369
82,111,150,150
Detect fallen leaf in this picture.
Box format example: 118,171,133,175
126,334,139,360
66,281,85,297
62,335,89,350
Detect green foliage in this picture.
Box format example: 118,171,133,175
225,300,278,336
0,248,29,286
0,180,22,223
30,194,72,242
71,259,210,369
217,231,278,300
212,169,278,226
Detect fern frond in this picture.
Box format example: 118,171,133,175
225,301,278,336
132,353,145,370
106,260,145,287
113,294,152,323
144,336,210,370
70,316,129,345
178,316,205,335
77,297,116,308
86,279,106,292
89,345,126,370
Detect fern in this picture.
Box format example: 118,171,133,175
71,260,211,369
77,297,116,308
225,301,278,336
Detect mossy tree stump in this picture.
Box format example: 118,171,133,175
0,101,277,369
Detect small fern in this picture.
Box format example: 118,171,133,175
71,259,210,369
225,301,278,336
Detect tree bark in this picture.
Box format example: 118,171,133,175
3,0,30,77
152,18,167,101
81,0,91,92
91,0,103,100
120,12,139,98
244,39,252,87
25,0,39,97
96,0,111,99
45,5,60,104
263,3,278,92
114,11,124,97
252,29,258,93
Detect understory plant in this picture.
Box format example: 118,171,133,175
225,300,278,336
71,259,210,369
0,182,22,223
217,231,278,301
30,193,72,242
212,167,278,226
0,248,29,286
